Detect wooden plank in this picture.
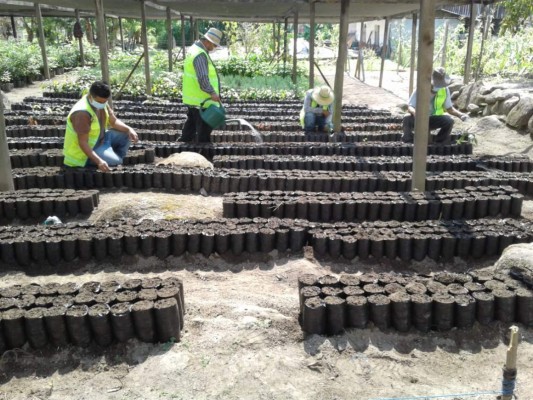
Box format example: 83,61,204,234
35,2,50,80
140,0,152,94
309,0,316,88
332,0,350,132
463,1,477,84
94,0,110,85
408,12,417,96
379,17,389,88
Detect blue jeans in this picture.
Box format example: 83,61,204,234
86,129,131,167
304,112,331,133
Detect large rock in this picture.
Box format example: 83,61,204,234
494,243,533,287
500,96,520,115
467,115,505,135
484,89,503,105
528,114,533,134
156,152,213,169
455,81,488,110
448,82,464,94
506,96,533,129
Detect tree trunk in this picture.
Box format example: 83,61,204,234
85,18,94,44
22,18,34,42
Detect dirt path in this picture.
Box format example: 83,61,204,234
1,71,533,400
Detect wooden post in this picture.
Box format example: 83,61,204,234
441,20,449,67
166,7,173,72
355,22,364,79
283,17,288,73
35,2,50,80
464,1,477,84
292,11,298,84
409,12,417,96
194,19,199,41
189,16,193,44
379,17,389,88
501,326,519,400
397,21,403,72
332,0,350,133
140,0,151,95
10,15,17,39
94,0,110,85
181,14,186,60
118,17,124,51
411,0,435,192
0,92,14,191
475,4,490,81
309,0,316,88
75,9,85,67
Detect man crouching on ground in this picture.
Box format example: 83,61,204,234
63,80,138,172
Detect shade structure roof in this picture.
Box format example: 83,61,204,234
0,0,496,22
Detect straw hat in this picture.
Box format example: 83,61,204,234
312,85,334,106
203,27,223,47
432,67,451,89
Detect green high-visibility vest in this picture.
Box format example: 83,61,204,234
182,43,220,107
433,88,447,116
63,95,109,167
299,94,329,127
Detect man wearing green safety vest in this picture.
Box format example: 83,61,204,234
402,67,468,145
300,85,334,134
180,27,223,144
63,81,138,172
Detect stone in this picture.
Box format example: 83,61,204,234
156,152,213,169
482,105,492,117
467,116,505,135
494,243,533,287
484,89,503,105
506,96,533,129
448,82,464,94
455,81,488,110
467,104,481,114
528,114,533,134
500,96,520,115
451,91,460,101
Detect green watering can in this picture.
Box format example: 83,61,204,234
199,99,226,129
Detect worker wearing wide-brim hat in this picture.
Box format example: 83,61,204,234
300,85,334,134
402,67,468,145
180,27,223,144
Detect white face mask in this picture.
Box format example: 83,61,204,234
89,96,108,110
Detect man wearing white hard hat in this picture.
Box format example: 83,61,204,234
180,27,223,143
300,85,334,134
402,67,468,145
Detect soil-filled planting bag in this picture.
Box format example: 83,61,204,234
454,294,476,329
43,306,69,346
298,274,318,290
154,298,181,343
389,292,411,332
302,296,326,334
24,307,48,349
472,291,495,325
65,305,92,347
368,294,391,330
110,302,135,343
131,300,156,343
317,274,340,287
87,303,113,347
299,286,321,316
432,293,455,331
411,294,432,332
493,289,516,323
346,296,368,329
2,308,26,349
516,288,533,327
323,296,345,336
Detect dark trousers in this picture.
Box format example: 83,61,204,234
180,107,214,143
402,114,454,143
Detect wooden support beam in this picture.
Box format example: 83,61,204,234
409,12,417,96
166,7,173,72
332,0,350,133
94,0,110,85
75,9,85,67
10,15,17,39
0,92,15,191
140,0,152,95
283,17,288,72
181,14,186,60
118,16,124,51
379,17,389,88
464,1,477,84
309,0,316,88
411,0,435,192
292,11,298,84
35,2,50,80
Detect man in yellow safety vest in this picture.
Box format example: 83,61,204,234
63,81,138,172
300,85,334,134
402,67,468,145
180,27,223,144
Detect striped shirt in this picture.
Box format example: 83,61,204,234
192,40,215,95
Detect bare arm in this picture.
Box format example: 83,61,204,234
70,111,110,172
446,106,468,120
107,107,138,143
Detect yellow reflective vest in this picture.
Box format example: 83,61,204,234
63,95,109,167
182,43,220,107
433,88,447,116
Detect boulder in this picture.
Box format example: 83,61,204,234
482,105,492,117
494,243,533,287
506,96,533,129
455,81,488,110
156,151,214,169
451,91,460,101
467,103,481,114
528,114,533,134
448,82,464,94
467,115,505,135
484,89,503,105
500,96,520,115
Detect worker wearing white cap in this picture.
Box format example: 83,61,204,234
181,27,223,143
300,85,334,134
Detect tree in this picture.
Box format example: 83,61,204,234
500,0,533,35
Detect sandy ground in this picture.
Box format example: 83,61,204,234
1,69,533,400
